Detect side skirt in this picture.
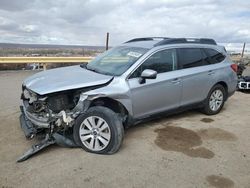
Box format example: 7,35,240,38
128,101,205,127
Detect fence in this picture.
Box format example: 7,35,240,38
0,57,93,70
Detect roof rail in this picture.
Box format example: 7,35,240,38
125,37,169,43
154,38,217,46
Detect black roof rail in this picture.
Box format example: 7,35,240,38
154,38,217,46
125,37,169,43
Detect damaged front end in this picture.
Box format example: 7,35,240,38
18,86,91,162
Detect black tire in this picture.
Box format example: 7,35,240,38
73,106,124,154
201,84,226,115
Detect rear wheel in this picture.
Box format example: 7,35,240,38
73,106,124,154
201,84,226,115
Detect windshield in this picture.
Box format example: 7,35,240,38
86,46,148,76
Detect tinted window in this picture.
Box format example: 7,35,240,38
178,48,207,69
130,49,176,78
204,48,225,64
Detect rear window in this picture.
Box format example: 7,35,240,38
204,48,225,64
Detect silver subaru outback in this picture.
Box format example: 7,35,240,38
19,37,238,161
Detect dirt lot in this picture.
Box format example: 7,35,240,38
0,70,250,188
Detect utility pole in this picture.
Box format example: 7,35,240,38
241,42,246,59
106,32,109,51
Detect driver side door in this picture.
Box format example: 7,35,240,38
127,48,182,119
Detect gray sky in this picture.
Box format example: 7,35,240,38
0,0,249,46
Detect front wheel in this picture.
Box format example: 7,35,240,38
73,106,124,154
201,84,226,115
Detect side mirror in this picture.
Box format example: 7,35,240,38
139,69,157,84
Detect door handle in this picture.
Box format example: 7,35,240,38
171,78,181,84
208,70,215,75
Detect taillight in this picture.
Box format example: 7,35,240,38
230,64,238,73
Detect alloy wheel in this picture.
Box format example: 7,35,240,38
79,116,111,151
209,89,224,111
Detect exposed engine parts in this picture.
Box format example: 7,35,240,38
33,100,46,112
22,88,80,127
47,94,77,113
55,111,74,126
18,88,92,162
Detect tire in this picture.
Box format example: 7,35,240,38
73,106,124,154
201,84,226,115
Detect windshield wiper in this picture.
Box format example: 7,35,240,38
80,63,97,72
80,63,87,68
81,64,101,74
80,64,113,76
86,65,100,73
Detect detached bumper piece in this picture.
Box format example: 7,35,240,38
18,106,78,162
17,133,78,162
17,135,56,162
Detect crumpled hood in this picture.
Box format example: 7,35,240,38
23,65,113,95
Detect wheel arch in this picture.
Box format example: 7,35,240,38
214,81,228,100
88,97,130,126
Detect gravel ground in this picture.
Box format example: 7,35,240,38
0,70,250,188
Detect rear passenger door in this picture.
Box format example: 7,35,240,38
177,48,214,106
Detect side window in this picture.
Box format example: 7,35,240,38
204,48,225,64
130,49,176,78
177,48,206,69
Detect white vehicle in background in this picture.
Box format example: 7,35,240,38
26,63,43,70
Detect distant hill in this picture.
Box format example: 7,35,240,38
0,43,105,50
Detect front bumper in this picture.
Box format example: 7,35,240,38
18,106,78,162
22,100,50,128
20,106,37,139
